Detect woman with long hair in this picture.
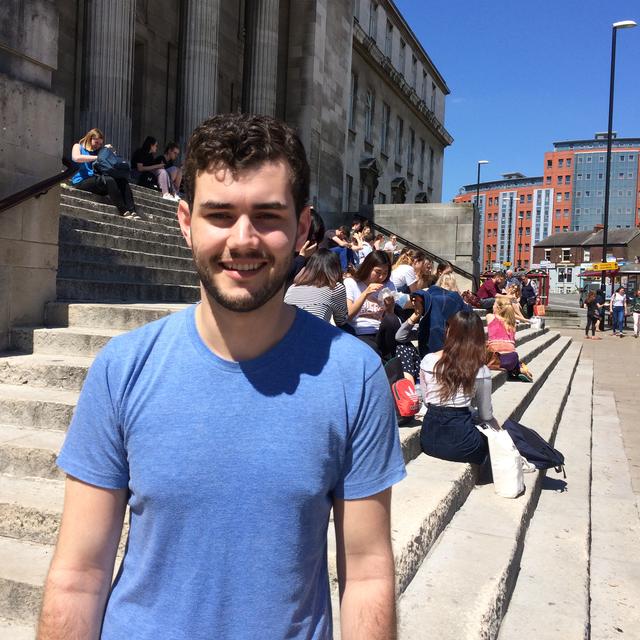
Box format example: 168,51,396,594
390,249,419,293
419,311,497,464
505,283,530,324
284,249,347,326
486,298,532,381
131,136,179,201
343,250,395,351
70,128,139,219
609,286,628,336
584,290,602,340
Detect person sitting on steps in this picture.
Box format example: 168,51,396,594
419,310,499,465
486,298,533,382
158,142,183,195
70,128,139,220
131,136,180,202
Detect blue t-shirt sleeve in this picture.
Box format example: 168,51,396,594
57,346,129,489
334,362,406,500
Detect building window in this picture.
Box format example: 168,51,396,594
378,192,387,204
519,194,525,204
599,155,605,162
525,227,531,236
349,72,358,129
364,90,375,142
556,193,562,202
576,191,582,197
586,173,591,179
585,190,590,197
564,192,570,200
577,157,583,163
556,176,562,185
369,1,378,40
429,145,435,185
411,55,418,88
380,102,390,154
586,156,592,163
583,249,590,261
562,226,569,232
564,175,570,184
598,173,603,179
421,71,427,101
399,39,406,75
555,226,560,233
566,158,572,167
430,82,436,112
345,174,353,209
544,249,551,261
385,19,393,57
562,248,571,262
577,173,582,180
620,155,625,162
527,194,532,202
419,138,426,180
547,159,552,168
563,209,569,216
395,116,404,161
546,176,552,185
558,158,564,168
407,127,415,172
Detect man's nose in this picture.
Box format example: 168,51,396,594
228,215,260,249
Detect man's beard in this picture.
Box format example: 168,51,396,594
192,247,293,313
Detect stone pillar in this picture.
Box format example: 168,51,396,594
243,0,279,115
80,0,135,159
179,0,221,147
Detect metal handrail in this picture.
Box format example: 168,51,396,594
360,215,479,290
0,158,74,214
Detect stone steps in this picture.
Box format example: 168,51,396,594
0,384,78,431
0,425,65,480
329,334,572,597
498,358,594,639
589,392,640,637
0,353,95,391
0,618,35,640
397,342,583,639
10,325,125,357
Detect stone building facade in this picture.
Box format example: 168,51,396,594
50,0,451,222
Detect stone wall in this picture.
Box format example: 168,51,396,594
0,0,64,349
372,202,479,290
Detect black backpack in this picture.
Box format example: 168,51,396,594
94,147,130,180
503,418,565,476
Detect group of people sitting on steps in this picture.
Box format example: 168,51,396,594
70,128,184,220
284,212,537,469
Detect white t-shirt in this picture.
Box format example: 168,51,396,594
383,241,398,252
420,352,492,408
390,264,417,292
611,292,626,308
344,277,396,334
357,242,373,263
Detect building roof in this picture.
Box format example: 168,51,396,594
459,175,543,193
535,228,640,248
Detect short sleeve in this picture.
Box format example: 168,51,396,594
343,278,360,302
334,362,406,500
57,347,130,489
331,283,348,326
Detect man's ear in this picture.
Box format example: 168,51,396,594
177,199,193,248
294,205,312,253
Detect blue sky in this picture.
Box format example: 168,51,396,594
395,0,640,201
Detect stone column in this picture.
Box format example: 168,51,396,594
243,0,279,116
179,0,221,147
80,0,135,159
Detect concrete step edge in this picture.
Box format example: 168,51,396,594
396,341,581,640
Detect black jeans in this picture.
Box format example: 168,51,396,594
76,176,135,215
585,316,597,336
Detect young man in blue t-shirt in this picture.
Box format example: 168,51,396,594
38,114,406,639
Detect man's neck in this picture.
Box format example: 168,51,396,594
194,289,296,362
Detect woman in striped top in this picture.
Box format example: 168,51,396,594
284,249,348,326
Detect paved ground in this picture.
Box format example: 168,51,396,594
555,324,640,500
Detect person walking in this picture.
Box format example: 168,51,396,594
39,113,406,640
610,286,628,337
584,291,602,340
632,289,640,338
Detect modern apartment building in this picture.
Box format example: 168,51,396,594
455,133,640,270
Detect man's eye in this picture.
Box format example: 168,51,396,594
255,212,280,220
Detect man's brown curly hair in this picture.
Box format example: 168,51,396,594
182,113,310,217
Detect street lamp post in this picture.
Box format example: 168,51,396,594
601,20,636,292
476,160,489,274
487,245,492,271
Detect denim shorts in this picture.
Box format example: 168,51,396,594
420,404,488,465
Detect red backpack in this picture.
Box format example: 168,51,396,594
391,378,421,418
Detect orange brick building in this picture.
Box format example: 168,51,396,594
455,133,640,271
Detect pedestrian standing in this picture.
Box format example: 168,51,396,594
610,286,628,337
631,288,640,338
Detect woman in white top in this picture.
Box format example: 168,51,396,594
420,310,499,464
343,250,395,352
609,286,628,336
284,249,348,326
390,250,419,293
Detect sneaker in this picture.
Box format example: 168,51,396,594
162,193,180,202
123,211,141,220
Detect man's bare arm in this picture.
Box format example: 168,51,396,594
334,489,397,640
37,477,127,640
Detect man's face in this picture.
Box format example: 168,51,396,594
390,235,397,244
167,147,180,161
177,160,310,313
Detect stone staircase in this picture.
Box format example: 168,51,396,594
0,185,620,638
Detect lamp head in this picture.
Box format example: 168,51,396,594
477,160,489,165
613,20,637,29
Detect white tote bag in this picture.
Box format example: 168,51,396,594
478,425,524,498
